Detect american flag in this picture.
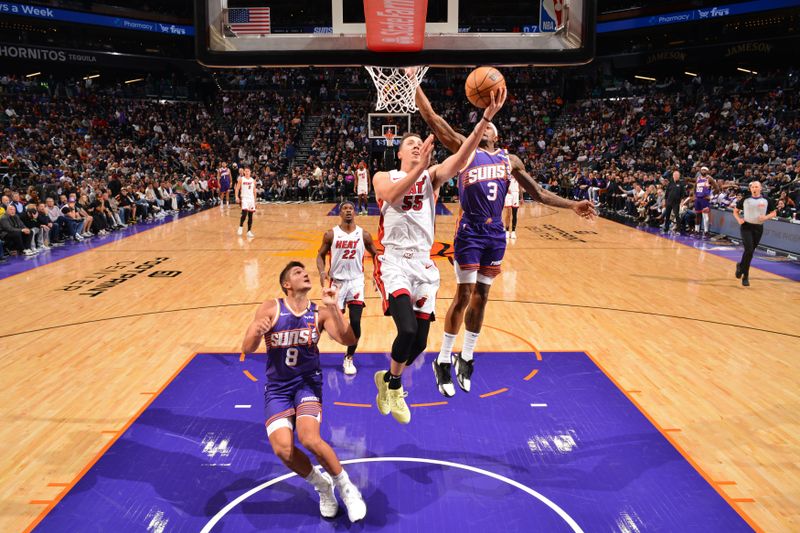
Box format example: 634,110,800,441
228,7,271,35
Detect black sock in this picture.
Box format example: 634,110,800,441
384,372,402,390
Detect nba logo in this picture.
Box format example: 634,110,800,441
540,0,565,33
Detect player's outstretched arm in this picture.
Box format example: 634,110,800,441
242,299,277,353
430,87,507,188
373,135,436,204
509,154,596,220
318,286,357,346
316,230,334,287
414,78,466,154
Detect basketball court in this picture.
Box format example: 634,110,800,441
3,203,797,532
2,0,799,531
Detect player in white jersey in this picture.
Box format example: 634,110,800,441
504,175,520,239
316,201,380,375
356,162,370,215
235,165,256,238
371,90,506,425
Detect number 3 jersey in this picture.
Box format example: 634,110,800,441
378,169,436,254
457,148,512,224
264,299,320,380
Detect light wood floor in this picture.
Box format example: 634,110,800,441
1,203,797,532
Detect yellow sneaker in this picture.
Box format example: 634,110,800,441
388,387,411,424
374,371,391,415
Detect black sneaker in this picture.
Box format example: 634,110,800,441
735,263,743,279
742,277,750,287
453,353,474,393
432,360,455,397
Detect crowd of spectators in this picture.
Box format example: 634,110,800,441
2,66,799,260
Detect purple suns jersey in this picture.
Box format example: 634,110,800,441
264,299,321,381
695,177,711,199
457,148,512,223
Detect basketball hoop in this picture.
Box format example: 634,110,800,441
383,130,396,146
364,66,429,114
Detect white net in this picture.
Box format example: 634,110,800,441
364,66,429,114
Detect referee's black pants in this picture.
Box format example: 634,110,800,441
663,201,680,232
739,222,764,278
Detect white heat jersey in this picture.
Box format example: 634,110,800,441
357,168,369,194
329,225,365,281
378,169,435,254
504,176,520,207
240,176,256,211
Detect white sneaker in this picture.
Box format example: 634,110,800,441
338,481,367,522
315,470,338,518
23,249,36,256
75,234,84,241
237,227,243,236
247,231,255,238
343,357,357,375
510,231,517,239
505,230,510,239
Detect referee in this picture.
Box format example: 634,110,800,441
733,181,777,286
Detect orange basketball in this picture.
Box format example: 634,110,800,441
465,67,506,108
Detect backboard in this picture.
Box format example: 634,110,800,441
195,0,595,68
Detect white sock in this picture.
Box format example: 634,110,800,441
462,331,479,361
438,333,457,364
694,224,700,232
702,213,709,232
332,469,350,488
304,467,327,489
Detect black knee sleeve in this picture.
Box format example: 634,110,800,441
511,207,518,231
348,304,363,339
388,295,417,364
239,210,247,225
405,318,431,366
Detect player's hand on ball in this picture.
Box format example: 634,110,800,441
321,286,339,307
573,200,597,220
484,86,507,120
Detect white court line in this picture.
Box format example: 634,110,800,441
530,403,548,407
200,456,583,533
234,404,252,409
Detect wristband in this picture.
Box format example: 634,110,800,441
481,115,491,122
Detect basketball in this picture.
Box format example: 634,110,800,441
465,67,506,108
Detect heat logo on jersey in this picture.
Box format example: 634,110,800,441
267,328,316,348
464,163,509,185
540,0,564,32
401,174,428,211
334,240,360,249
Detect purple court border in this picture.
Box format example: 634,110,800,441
610,218,800,282
0,209,203,281
29,351,757,533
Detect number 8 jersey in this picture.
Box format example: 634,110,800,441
264,299,320,380
457,148,511,223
